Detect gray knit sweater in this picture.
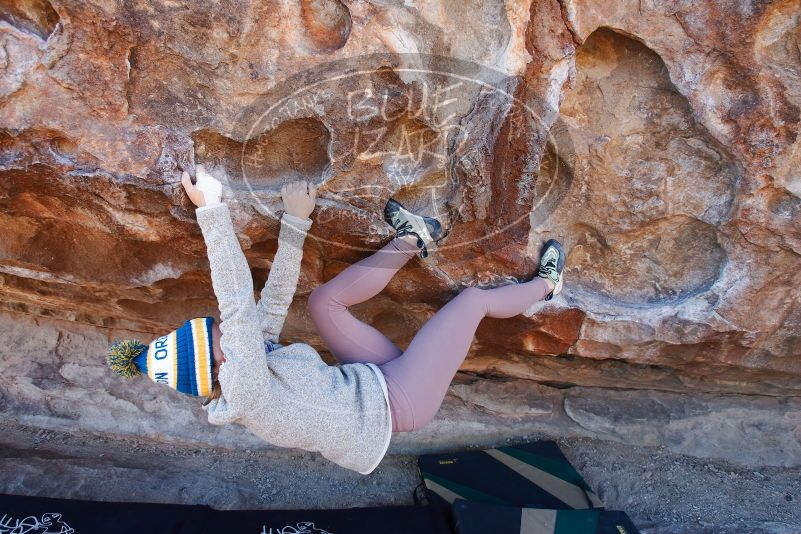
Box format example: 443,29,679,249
196,203,392,474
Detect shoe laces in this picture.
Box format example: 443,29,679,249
539,254,558,280
396,221,414,235
395,221,428,257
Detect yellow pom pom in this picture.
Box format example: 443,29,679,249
107,339,146,378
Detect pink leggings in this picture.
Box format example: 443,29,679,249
308,238,549,432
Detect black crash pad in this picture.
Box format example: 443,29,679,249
0,493,451,534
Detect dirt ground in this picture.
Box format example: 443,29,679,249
1,421,799,533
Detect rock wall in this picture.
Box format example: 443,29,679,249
1,0,800,464
3,309,800,467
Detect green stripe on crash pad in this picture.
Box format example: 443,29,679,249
498,446,589,488
484,449,593,510
554,509,600,534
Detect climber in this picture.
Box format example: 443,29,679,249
106,166,566,475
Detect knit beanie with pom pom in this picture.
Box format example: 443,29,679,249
107,317,215,397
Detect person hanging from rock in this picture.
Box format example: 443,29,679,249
106,165,566,474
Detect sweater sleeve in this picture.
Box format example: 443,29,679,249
195,203,270,409
255,213,312,342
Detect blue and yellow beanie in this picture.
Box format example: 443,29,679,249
107,317,216,397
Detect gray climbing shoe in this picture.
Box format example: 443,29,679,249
384,199,442,258
537,239,565,301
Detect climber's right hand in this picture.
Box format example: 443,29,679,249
181,164,222,208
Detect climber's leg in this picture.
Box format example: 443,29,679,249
308,237,418,365
379,278,550,432
381,240,566,432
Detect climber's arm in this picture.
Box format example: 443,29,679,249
182,168,269,397
256,213,312,343
255,181,317,343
